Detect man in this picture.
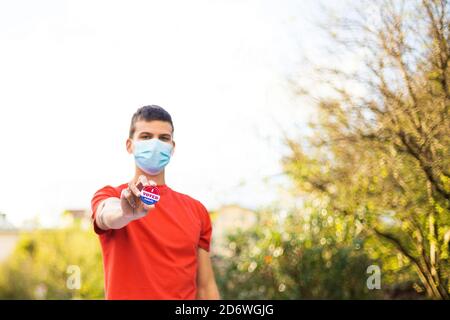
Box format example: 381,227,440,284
91,105,220,300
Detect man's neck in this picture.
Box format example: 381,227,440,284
133,168,166,186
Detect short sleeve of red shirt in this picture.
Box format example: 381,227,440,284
196,200,212,252
90,185,119,235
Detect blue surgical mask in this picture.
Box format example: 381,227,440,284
133,139,173,175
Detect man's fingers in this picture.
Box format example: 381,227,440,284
138,175,150,187
139,203,155,215
128,182,141,198
121,188,136,208
137,175,157,188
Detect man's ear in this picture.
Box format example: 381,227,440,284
171,140,176,156
126,138,133,154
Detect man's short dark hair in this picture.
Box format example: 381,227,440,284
129,105,174,138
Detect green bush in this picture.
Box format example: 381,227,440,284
214,205,421,299
0,220,104,299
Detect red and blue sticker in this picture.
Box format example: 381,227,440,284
140,185,160,205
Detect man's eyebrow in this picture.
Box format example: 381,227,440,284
138,132,172,137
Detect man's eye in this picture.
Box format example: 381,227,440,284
142,136,151,139
160,137,169,141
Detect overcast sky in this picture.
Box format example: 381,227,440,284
0,0,350,227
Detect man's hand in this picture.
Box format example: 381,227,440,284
120,175,156,221
95,175,157,230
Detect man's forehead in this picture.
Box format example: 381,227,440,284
135,120,173,134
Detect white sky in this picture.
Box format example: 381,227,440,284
0,0,349,227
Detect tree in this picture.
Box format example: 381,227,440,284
284,0,450,299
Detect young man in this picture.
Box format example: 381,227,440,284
91,105,220,300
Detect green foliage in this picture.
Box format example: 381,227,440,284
215,205,390,299
0,221,104,299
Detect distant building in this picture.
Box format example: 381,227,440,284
0,213,19,262
211,205,256,257
61,209,91,230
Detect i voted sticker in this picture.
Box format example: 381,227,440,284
140,185,160,205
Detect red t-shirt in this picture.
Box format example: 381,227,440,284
90,183,212,300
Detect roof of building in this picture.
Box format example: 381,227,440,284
0,213,17,231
